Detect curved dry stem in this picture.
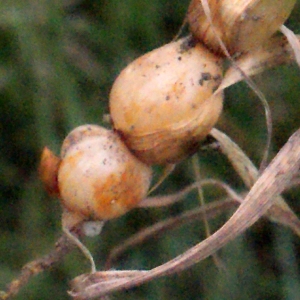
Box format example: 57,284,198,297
69,128,300,299
219,35,300,91
210,128,258,187
0,234,75,300
172,16,188,41
148,164,176,195
210,128,300,236
139,178,242,208
192,155,211,236
190,154,228,273
63,226,97,273
106,198,239,269
280,25,300,67
200,0,273,171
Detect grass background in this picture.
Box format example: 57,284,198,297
0,1,300,299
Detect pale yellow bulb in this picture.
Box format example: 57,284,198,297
109,37,224,165
188,0,296,55
58,125,152,224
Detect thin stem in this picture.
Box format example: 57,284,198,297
280,25,300,67
191,155,210,236
192,155,227,272
63,227,97,273
148,164,175,195
0,234,74,300
200,0,272,172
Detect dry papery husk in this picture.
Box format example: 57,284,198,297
110,36,223,165
39,147,61,196
188,0,296,56
218,34,300,90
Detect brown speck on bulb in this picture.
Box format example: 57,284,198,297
58,125,152,230
109,36,224,165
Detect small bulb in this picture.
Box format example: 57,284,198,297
109,37,223,165
188,0,296,55
58,125,152,228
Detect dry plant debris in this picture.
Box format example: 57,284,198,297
70,128,300,299
1,1,300,299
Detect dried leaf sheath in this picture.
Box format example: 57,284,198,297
210,128,300,236
219,34,300,91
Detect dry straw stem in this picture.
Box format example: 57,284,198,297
0,234,76,300
280,25,300,67
70,128,300,299
2,9,299,300
199,0,272,172
140,178,242,208
106,179,242,268
106,128,300,267
199,0,298,171
210,129,300,236
219,34,300,91
147,163,176,195
191,155,227,271
213,33,300,174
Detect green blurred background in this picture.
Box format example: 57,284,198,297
0,1,300,299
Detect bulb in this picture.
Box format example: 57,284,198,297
188,0,296,55
58,124,152,229
109,37,223,165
